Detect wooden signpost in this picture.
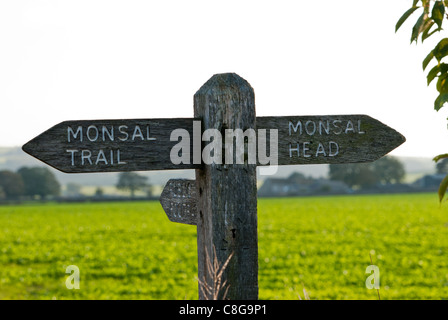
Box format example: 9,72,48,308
23,73,405,300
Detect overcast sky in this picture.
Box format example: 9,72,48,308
1,1,448,159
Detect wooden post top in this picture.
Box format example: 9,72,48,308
194,73,254,95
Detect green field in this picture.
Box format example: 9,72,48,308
0,193,448,300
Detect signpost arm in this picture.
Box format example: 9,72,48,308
194,73,259,300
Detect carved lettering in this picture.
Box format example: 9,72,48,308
66,149,126,166
289,119,365,136
67,124,156,143
289,141,340,158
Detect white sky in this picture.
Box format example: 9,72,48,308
1,0,448,158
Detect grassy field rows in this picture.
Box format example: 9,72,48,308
0,193,447,299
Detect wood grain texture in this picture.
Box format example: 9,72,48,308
256,115,406,166
160,179,197,225
22,115,405,173
22,118,200,173
194,73,259,300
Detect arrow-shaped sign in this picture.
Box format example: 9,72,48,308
22,118,198,173
22,115,405,173
160,179,198,225
257,115,405,165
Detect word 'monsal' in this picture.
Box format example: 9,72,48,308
288,119,365,158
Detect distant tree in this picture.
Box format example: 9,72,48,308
0,170,24,199
329,156,406,189
436,157,448,174
94,187,104,197
116,172,148,198
371,156,406,184
0,186,5,200
18,167,61,199
329,163,376,189
287,172,307,184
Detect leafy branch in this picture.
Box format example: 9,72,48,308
396,0,448,202
396,0,448,110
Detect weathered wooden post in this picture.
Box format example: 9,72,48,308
22,72,406,301
194,73,258,300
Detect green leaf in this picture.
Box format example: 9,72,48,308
424,25,442,42
439,63,448,73
438,174,448,203
434,93,448,110
436,71,448,93
395,6,420,32
433,153,448,162
411,12,426,43
421,20,435,43
427,64,441,85
432,1,445,29
433,38,448,62
423,50,434,70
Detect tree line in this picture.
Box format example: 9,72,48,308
2,156,441,200
0,167,60,200
328,156,448,190
329,156,406,189
0,167,153,201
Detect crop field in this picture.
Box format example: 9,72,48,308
0,193,448,300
